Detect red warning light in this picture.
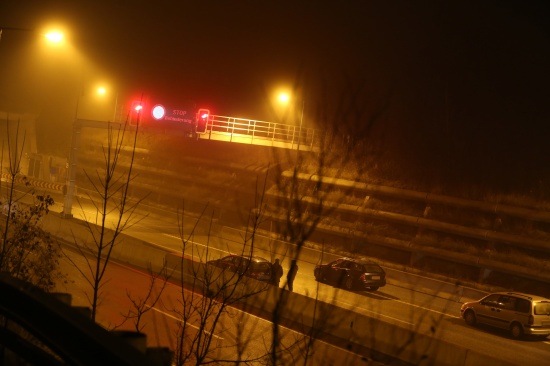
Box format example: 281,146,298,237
129,101,145,126
197,109,209,119
131,101,144,113
196,108,210,133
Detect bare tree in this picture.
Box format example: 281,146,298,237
114,79,452,365
0,119,63,365
116,260,171,333
0,120,61,291
164,173,291,364
63,116,148,321
259,78,443,365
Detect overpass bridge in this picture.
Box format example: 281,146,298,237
61,115,322,218
197,114,322,152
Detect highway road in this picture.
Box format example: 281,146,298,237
55,248,382,365
16,188,550,364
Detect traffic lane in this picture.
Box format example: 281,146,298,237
123,223,472,324
289,267,462,335
303,280,550,364
383,266,486,303
290,260,462,318
440,316,550,365
136,230,465,324
54,250,180,348
53,196,550,362
128,229,467,334
279,264,550,365
54,251,379,365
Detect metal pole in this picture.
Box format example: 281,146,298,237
112,92,119,122
297,100,304,151
62,119,81,218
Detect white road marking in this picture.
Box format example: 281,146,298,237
146,304,224,340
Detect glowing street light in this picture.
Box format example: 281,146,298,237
278,93,290,104
277,92,304,126
276,91,305,149
0,26,64,45
95,85,120,121
44,30,63,43
74,84,120,122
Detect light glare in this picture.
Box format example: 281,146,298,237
45,31,64,43
278,93,289,103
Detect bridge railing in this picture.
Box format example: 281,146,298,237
202,115,323,150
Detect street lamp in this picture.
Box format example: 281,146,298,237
44,31,63,43
0,26,64,44
277,92,304,149
74,83,119,122
94,85,119,122
0,26,67,180
277,92,304,125
278,93,290,104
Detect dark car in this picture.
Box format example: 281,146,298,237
207,254,273,283
314,257,386,291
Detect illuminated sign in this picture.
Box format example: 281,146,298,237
157,106,194,123
165,108,192,123
152,104,166,120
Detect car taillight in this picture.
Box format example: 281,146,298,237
528,315,534,325
360,274,366,280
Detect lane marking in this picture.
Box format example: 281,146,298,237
146,305,224,340
153,236,461,325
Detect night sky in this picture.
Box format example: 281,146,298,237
1,1,549,194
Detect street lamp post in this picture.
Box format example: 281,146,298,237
0,25,82,219
113,92,119,122
298,100,304,150
277,92,304,150
62,120,81,218
0,26,66,183
95,86,119,122
63,84,118,218
0,26,64,44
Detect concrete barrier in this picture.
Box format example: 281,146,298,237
43,213,174,275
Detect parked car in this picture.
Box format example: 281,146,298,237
314,257,386,291
207,254,273,283
460,291,550,339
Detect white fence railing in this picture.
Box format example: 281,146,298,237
200,115,322,151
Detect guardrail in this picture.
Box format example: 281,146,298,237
200,115,323,151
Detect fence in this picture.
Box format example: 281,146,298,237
200,115,323,151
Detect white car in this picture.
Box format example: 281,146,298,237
461,291,550,339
